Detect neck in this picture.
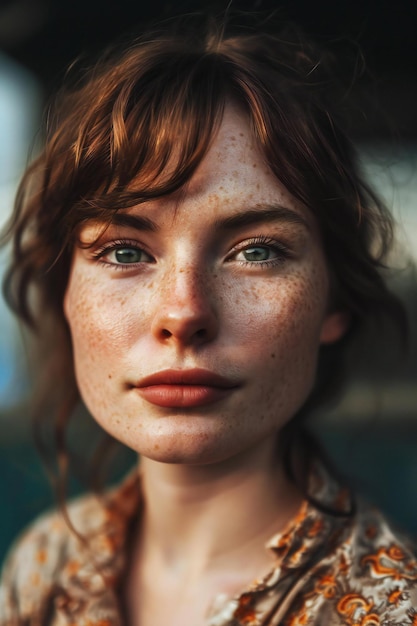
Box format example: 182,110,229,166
137,439,302,580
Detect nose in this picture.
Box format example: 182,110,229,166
150,265,219,347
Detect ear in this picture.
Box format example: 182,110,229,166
319,311,350,345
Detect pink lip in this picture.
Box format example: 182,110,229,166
134,369,239,408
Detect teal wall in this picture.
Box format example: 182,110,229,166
2,423,417,569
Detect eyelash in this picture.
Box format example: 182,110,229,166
90,236,291,270
91,239,154,271
229,236,291,267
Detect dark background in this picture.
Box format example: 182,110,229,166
0,0,416,566
1,0,417,139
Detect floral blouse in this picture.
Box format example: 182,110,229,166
1,465,417,626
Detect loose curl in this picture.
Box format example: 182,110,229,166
1,14,407,506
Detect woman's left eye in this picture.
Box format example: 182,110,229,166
230,239,289,265
236,246,275,262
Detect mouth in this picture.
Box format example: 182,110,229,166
133,368,240,408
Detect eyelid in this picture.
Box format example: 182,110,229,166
227,236,291,258
88,235,294,270
90,238,154,266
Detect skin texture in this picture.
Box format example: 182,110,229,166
64,105,346,469
64,105,348,626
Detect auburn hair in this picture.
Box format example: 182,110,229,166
1,14,406,497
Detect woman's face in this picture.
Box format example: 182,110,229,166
64,105,346,465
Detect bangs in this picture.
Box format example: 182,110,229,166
48,48,233,233
4,16,407,469
43,27,356,247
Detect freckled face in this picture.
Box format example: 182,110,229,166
64,106,345,465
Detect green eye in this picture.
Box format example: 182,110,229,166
94,241,154,267
242,246,272,262
230,239,289,266
113,248,151,265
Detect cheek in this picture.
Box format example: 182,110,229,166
64,275,134,344
230,270,328,350
64,272,141,375
63,272,141,421
228,269,329,409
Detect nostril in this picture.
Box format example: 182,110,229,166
153,313,217,345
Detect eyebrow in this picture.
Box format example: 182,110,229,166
214,205,310,231
103,204,309,233
109,212,159,231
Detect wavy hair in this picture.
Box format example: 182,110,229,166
1,14,407,502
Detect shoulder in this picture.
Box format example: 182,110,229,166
282,501,417,625
0,491,112,625
0,472,139,625
345,500,417,577
313,502,417,625
345,503,417,618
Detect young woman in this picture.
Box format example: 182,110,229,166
1,15,416,626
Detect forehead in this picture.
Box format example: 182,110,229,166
174,105,318,233
77,103,319,239
185,105,270,194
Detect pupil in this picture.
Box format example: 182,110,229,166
115,248,140,263
244,247,269,261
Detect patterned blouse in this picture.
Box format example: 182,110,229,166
1,465,417,626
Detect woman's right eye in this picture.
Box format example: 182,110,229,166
92,241,154,267
107,247,153,264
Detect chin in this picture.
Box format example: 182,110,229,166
120,425,243,466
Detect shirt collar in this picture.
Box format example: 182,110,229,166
55,463,352,625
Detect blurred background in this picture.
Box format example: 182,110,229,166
0,0,416,566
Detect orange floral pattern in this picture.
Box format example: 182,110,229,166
1,466,417,625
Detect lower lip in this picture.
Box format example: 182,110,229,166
135,385,234,408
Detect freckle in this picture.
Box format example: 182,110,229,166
271,353,276,358
108,374,112,379
252,163,257,168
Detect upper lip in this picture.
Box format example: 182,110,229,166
136,369,239,388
